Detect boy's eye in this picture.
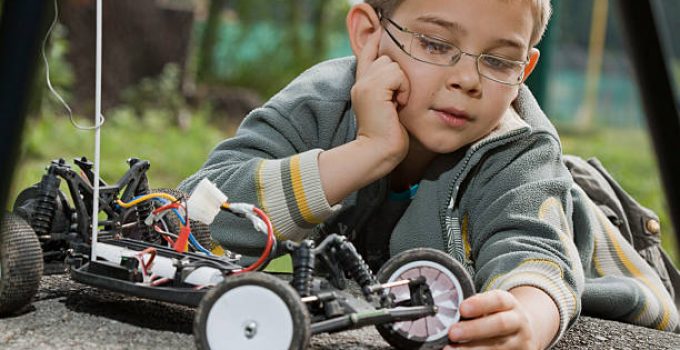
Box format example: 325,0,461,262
416,35,453,55
480,55,517,71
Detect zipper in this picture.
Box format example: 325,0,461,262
439,127,530,254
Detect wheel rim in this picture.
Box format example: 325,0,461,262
385,260,464,342
205,284,295,350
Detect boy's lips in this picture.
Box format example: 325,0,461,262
432,107,472,128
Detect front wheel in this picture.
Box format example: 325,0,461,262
0,212,44,316
194,272,310,350
376,248,475,350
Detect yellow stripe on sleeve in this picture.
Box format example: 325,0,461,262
289,155,322,224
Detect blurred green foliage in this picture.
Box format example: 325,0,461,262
194,0,351,98
120,63,186,122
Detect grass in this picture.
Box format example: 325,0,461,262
10,114,677,264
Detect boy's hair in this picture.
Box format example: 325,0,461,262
364,0,552,48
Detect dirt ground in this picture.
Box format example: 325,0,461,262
1,274,679,349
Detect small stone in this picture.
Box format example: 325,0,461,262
2,330,15,342
594,335,608,341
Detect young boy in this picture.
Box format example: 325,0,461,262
180,0,678,348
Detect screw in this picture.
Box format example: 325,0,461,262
244,321,258,339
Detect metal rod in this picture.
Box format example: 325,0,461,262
302,279,413,303
91,0,104,261
367,279,412,293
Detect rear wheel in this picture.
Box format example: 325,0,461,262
0,212,44,316
194,272,310,350
376,248,475,350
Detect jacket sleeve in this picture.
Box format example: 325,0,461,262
461,132,584,347
178,62,355,255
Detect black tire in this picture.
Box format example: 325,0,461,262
0,212,44,316
151,188,213,250
375,248,475,350
194,272,310,350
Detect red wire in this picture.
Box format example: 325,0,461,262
154,225,176,246
134,247,157,279
153,202,181,215
162,235,175,246
235,207,274,274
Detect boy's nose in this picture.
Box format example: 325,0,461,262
445,54,482,96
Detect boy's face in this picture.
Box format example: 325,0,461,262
378,0,535,155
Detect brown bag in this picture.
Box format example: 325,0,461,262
564,155,680,311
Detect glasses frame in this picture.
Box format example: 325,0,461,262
378,11,529,86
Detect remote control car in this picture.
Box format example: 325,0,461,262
0,157,475,350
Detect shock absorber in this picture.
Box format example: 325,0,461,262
291,240,315,297
335,238,380,300
32,168,62,236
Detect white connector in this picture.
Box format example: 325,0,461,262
229,203,268,233
187,178,228,225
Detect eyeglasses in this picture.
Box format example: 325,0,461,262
379,13,529,86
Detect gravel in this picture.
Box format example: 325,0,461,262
1,273,680,349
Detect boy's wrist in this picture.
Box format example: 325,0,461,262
353,135,406,171
510,286,560,349
318,137,403,205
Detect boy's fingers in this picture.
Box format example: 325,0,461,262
460,290,517,318
356,29,382,76
449,310,520,343
394,72,410,107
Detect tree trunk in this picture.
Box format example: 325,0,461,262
59,0,194,115
196,0,227,83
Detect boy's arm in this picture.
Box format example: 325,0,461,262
459,133,584,348
178,60,359,254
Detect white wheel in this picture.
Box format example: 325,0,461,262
194,272,310,350
376,248,475,349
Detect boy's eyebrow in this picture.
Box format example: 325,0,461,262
491,38,526,51
414,15,526,52
414,15,467,36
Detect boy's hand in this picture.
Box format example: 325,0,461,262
351,29,410,164
318,29,412,205
445,288,559,350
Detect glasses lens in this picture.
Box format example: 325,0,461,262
408,34,460,66
478,55,524,84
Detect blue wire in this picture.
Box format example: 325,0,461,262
147,197,212,255
189,234,212,255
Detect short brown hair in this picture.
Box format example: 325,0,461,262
364,0,552,47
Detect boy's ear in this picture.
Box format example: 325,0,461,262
521,48,541,82
346,4,382,56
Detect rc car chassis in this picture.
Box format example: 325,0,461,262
0,157,475,349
